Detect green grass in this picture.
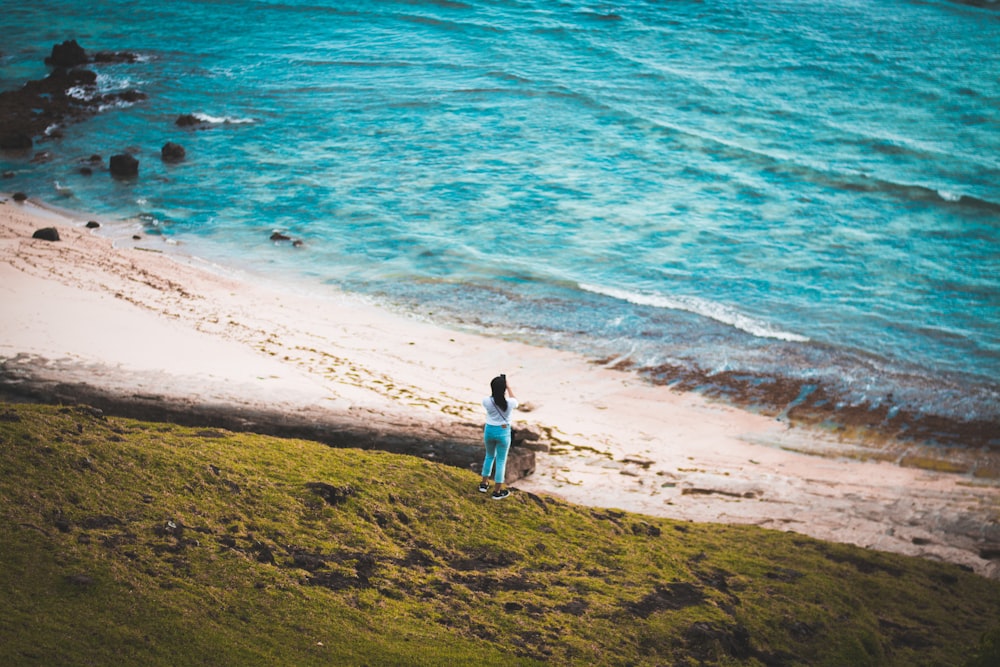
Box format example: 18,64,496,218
1,402,998,666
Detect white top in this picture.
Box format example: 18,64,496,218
482,396,518,426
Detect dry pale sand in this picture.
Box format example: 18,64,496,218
2,196,998,578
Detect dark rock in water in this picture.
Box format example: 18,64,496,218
45,40,140,68
45,39,88,68
55,66,97,87
0,43,145,149
109,153,139,178
12,192,27,202
85,221,100,229
116,90,146,104
78,156,102,175
175,114,203,128
270,231,305,246
0,132,32,150
161,141,186,163
32,227,61,242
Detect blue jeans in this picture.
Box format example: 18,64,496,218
481,424,511,484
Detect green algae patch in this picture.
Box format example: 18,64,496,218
973,462,1000,481
899,453,971,475
0,402,998,666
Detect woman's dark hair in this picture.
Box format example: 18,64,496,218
490,376,508,411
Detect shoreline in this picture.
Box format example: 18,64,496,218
2,195,999,578
33,193,999,455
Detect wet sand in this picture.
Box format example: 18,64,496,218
2,195,998,578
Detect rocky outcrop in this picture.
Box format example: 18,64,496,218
0,41,146,150
161,142,186,163
45,39,88,68
109,153,139,178
0,132,32,150
175,114,206,129
45,39,141,67
504,445,536,482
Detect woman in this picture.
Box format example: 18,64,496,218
479,374,517,500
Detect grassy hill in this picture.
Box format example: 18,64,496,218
1,402,997,666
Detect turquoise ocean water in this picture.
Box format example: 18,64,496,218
2,0,998,439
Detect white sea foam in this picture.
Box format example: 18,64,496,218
65,86,94,101
97,100,139,112
94,72,138,94
193,112,255,125
937,189,962,203
580,284,810,343
53,181,73,198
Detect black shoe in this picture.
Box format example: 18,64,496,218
491,488,511,500
478,482,490,493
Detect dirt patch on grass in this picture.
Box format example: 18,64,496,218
625,581,706,618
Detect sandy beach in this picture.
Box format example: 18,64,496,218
2,195,998,578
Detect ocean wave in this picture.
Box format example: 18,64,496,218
487,70,533,85
94,72,140,94
64,84,143,109
579,284,810,343
830,174,1000,213
302,60,413,69
396,12,504,34
671,123,1000,215
938,190,1000,212
191,112,256,125
602,97,1000,217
